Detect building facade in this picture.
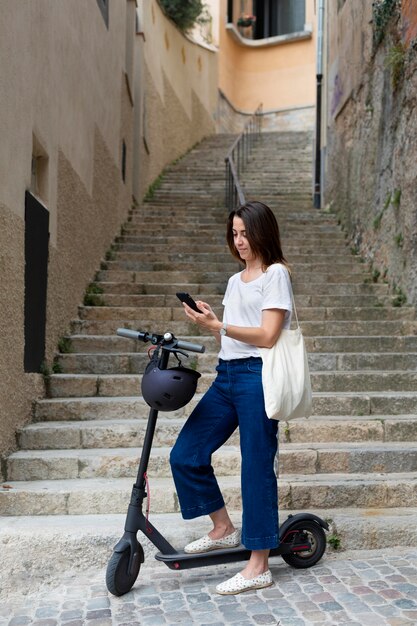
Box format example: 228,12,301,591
0,0,218,459
217,0,317,131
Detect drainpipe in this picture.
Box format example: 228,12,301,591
313,0,325,208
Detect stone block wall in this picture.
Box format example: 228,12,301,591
324,3,417,305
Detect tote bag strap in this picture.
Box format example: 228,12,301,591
263,263,300,330
290,289,300,330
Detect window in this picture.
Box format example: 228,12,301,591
253,0,305,39
96,0,109,28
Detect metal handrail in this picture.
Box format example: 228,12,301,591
225,103,263,211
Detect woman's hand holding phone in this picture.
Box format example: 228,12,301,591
176,292,220,335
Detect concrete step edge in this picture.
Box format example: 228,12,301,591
4,507,417,599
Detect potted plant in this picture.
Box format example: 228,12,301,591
237,13,256,28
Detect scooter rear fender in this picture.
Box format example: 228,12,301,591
280,513,329,539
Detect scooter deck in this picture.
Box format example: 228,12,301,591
155,541,312,570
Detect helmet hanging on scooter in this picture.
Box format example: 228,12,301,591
141,361,201,411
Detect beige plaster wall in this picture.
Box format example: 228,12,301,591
0,0,134,459
133,0,218,200
217,91,315,133
0,207,45,468
324,1,417,306
218,0,316,112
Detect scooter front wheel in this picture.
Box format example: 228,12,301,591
281,520,326,569
106,545,143,596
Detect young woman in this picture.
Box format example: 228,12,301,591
169,201,293,595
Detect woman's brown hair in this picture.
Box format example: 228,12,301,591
226,201,290,272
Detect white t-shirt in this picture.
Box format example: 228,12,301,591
218,263,293,361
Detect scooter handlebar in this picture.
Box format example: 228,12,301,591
116,329,148,341
116,328,205,353
175,339,205,354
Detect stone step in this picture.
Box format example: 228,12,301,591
76,303,414,323
100,262,365,281
95,280,390,297
9,442,417,482
120,226,347,242
307,335,417,352
90,292,387,309
127,219,340,238
115,241,356,258
312,370,417,392
70,317,417,337
47,370,417,400
56,351,417,378
3,472,417,516
124,206,321,217
110,252,363,271
34,388,417,422
6,507,417,597
66,333,417,355
116,236,348,252
19,414,417,450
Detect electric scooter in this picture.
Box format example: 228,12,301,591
106,328,328,597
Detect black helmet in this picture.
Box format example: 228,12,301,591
141,363,201,411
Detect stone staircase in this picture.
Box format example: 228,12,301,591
2,131,417,588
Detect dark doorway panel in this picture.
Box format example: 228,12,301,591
24,191,49,372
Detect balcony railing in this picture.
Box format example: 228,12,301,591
225,103,262,211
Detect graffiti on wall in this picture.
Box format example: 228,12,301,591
401,0,417,45
330,74,344,117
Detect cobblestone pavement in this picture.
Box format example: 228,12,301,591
2,548,417,626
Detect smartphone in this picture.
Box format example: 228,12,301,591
176,292,203,313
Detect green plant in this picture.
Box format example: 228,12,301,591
372,0,400,48
373,212,384,230
39,361,51,396
159,0,209,33
372,269,381,283
39,361,51,380
237,14,256,28
392,188,401,209
144,173,164,201
58,336,72,354
328,534,342,550
105,247,116,262
394,232,404,248
383,192,392,210
52,360,63,374
385,43,406,89
350,245,359,256
365,101,374,115
84,283,105,307
392,287,407,307
283,425,291,443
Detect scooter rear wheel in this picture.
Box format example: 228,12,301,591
281,520,326,569
106,546,142,596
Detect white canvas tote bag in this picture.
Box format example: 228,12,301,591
259,294,312,421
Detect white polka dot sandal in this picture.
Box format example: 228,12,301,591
184,529,241,554
215,570,273,595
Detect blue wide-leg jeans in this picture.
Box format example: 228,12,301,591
169,357,279,550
